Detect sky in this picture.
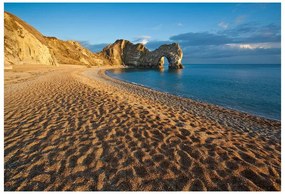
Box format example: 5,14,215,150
4,3,281,64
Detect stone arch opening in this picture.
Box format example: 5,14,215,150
158,55,173,69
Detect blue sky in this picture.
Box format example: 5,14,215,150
5,3,281,64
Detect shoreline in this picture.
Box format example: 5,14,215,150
105,67,281,122
4,65,281,191
83,66,280,142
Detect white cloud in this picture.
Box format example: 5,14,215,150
218,21,229,29
226,42,280,50
227,44,255,50
133,36,151,45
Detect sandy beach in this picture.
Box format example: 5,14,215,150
4,65,281,191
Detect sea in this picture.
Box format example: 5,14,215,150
107,64,281,120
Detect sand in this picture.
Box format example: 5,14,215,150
4,65,281,191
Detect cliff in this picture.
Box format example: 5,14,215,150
4,11,183,69
4,12,57,66
45,37,106,66
4,12,108,67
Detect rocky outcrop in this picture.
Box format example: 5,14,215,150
4,12,108,67
4,12,58,66
100,40,183,69
45,37,107,66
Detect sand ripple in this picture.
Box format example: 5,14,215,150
4,66,281,191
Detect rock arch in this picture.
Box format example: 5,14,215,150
100,40,184,69
153,43,183,69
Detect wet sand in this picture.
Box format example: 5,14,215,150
4,65,281,191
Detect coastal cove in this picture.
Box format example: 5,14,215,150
106,64,281,121
4,3,281,191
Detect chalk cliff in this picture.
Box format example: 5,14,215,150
4,12,57,66
4,12,107,67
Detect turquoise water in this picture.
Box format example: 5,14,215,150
107,64,281,120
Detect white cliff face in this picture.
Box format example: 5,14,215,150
4,12,58,66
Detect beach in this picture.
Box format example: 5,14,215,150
4,65,281,191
